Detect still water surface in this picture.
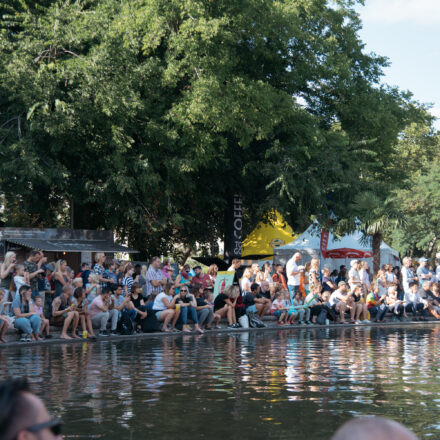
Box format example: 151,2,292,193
2,326,440,439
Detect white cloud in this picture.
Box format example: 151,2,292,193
361,0,440,25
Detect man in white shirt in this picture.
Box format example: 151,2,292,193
404,280,428,320
329,281,352,324
401,257,417,294
286,252,302,294
227,259,241,272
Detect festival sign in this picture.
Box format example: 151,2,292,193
213,271,235,299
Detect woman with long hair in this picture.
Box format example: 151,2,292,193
240,268,253,294
53,259,69,298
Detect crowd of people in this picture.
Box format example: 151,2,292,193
0,249,439,343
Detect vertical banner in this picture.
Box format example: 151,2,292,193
320,229,329,259
224,194,242,263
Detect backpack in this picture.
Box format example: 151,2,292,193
248,313,266,328
141,312,160,333
118,310,134,335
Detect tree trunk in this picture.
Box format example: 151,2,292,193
180,246,192,266
372,232,382,276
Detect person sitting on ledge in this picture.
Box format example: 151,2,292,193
13,285,43,342
152,283,180,332
404,280,428,321
89,287,119,336
213,285,239,329
329,281,352,324
366,283,388,323
51,284,79,340
331,416,418,440
175,286,204,333
243,283,271,319
125,282,148,332
386,285,405,321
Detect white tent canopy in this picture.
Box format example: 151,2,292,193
274,223,400,270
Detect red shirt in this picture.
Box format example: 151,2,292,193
192,274,211,289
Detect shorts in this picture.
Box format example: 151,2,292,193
155,311,162,320
272,310,283,319
246,305,258,314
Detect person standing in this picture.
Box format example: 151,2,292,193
348,260,362,292
401,257,417,295
145,257,167,298
93,253,107,287
416,258,432,286
286,252,302,295
272,264,287,290
24,250,45,301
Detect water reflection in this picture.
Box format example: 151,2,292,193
1,326,440,439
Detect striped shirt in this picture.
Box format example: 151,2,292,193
121,276,134,296
145,266,165,297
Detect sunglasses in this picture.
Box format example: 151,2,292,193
24,419,62,437
180,289,188,293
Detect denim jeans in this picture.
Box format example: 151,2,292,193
405,302,427,317
369,305,388,321
179,306,198,324
15,315,42,335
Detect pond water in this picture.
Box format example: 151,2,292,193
2,325,440,439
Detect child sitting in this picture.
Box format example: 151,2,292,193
271,291,288,325
292,291,311,325
34,296,51,339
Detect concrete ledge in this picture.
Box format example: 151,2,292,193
1,317,439,349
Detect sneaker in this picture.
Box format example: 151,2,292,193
228,324,236,329
299,321,304,325
20,334,29,342
110,331,119,336
355,320,362,324
99,331,109,337
363,319,371,324
234,323,241,328
305,321,312,325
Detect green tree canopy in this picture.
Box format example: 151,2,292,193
0,0,426,258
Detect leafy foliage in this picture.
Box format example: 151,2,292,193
0,0,426,258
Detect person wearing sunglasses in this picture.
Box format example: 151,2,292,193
0,377,62,440
175,287,204,333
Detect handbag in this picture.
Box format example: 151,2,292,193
238,314,249,329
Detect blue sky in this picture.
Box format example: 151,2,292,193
356,0,440,127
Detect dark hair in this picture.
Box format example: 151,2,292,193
130,282,140,294
29,250,40,257
101,286,111,295
73,287,84,300
104,258,114,270
81,262,89,268
135,264,141,269
151,256,160,264
193,265,202,270
251,283,260,292
409,280,418,288
18,285,30,296
0,377,32,440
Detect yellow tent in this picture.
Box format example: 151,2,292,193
242,210,296,258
